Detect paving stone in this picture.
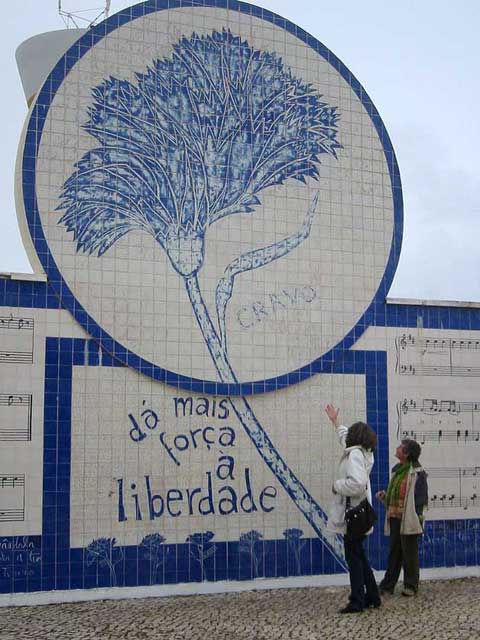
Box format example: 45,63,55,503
1,577,479,640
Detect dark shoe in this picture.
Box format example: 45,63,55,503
379,587,394,596
401,587,416,597
365,599,382,609
339,604,363,614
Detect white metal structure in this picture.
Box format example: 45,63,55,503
58,1,111,28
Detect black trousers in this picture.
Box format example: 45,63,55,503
380,517,420,593
343,534,380,610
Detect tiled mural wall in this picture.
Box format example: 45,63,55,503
1,0,478,598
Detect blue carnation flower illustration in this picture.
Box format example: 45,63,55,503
58,30,345,567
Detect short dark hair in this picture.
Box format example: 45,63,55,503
346,422,377,452
401,438,421,463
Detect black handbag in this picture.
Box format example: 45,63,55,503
345,497,377,539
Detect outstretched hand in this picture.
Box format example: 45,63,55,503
325,404,340,428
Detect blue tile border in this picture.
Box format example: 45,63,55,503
0,279,60,310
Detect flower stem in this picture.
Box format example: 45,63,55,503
184,274,346,567
106,559,117,587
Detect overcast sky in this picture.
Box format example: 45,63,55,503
1,0,479,301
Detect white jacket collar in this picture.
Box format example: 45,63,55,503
344,444,364,454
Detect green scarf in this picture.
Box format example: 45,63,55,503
385,463,410,507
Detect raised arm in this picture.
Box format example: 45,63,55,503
325,403,340,428
325,404,348,448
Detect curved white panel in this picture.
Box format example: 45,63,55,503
15,28,86,104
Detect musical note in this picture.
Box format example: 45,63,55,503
0,315,35,365
401,429,480,443
0,509,25,522
0,351,34,364
0,393,32,441
0,393,31,407
397,397,480,437
0,315,34,331
440,400,458,414
0,475,25,488
0,473,25,522
429,494,479,510
396,333,480,377
418,338,480,353
399,364,480,377
423,398,439,413
399,398,480,416
425,466,480,479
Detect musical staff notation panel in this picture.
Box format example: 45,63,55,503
0,309,46,539
393,398,480,518
423,466,479,512
396,397,480,443
381,328,480,520
0,315,34,364
400,428,480,444
0,393,32,441
429,494,479,510
395,333,480,377
0,474,25,522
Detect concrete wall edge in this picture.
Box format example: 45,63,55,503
386,297,480,309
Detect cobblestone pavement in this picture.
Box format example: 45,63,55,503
1,578,479,640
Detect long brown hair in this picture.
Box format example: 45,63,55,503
346,422,377,452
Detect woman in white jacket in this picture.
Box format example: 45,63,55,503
325,404,381,613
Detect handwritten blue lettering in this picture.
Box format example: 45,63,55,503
236,285,317,329
116,459,276,522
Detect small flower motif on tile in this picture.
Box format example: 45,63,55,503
186,531,215,580
239,530,265,578
85,537,123,587
283,528,307,575
140,533,168,585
